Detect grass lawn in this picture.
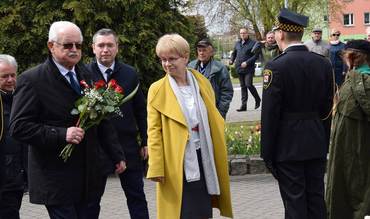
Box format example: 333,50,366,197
231,76,263,85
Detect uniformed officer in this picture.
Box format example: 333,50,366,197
260,8,334,219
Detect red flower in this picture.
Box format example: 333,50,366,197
80,80,90,89
94,80,106,89
108,79,118,89
115,85,124,94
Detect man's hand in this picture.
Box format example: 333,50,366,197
66,127,85,144
149,177,164,183
229,60,233,65
115,161,126,174
241,61,247,68
140,146,148,160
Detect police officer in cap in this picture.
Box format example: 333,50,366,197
260,8,334,219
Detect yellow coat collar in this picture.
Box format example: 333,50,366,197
149,69,215,128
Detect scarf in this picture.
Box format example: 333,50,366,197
168,70,220,195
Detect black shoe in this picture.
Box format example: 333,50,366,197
255,100,261,109
236,106,247,112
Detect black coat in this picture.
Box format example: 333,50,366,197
0,92,27,192
9,56,125,205
261,45,334,162
86,60,147,170
230,38,260,75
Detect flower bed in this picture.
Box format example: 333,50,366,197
225,122,268,175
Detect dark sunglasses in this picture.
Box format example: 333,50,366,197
331,34,340,36
55,41,82,50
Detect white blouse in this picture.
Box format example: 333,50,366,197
178,85,200,149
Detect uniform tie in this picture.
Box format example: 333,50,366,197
105,68,113,82
67,71,81,95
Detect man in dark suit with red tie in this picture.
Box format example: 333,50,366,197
86,28,149,219
9,21,126,219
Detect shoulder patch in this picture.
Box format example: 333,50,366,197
263,69,273,89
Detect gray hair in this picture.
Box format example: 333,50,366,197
48,21,83,42
92,28,118,44
0,54,18,71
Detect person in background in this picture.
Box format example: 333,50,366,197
147,33,233,219
9,21,125,219
188,39,234,119
260,31,280,68
326,40,370,219
304,27,330,57
0,54,27,219
86,28,149,219
261,8,334,219
329,29,347,87
366,26,370,42
229,27,261,111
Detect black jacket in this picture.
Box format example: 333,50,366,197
9,56,125,205
261,45,334,162
0,92,27,193
86,60,147,170
230,38,260,75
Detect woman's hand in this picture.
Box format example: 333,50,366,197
149,177,165,183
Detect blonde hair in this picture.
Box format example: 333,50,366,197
156,34,190,59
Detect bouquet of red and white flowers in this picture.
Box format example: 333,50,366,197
59,79,138,162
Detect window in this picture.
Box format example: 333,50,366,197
343,13,354,26
365,12,370,24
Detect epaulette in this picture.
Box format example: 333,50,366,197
271,52,287,61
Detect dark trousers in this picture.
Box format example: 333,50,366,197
46,201,97,219
118,168,149,219
93,168,149,219
275,158,327,219
238,73,260,107
0,189,23,219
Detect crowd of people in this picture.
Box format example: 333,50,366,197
0,7,369,219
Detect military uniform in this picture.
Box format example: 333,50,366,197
260,8,334,219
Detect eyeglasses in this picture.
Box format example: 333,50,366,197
332,34,340,36
159,56,182,64
54,41,82,50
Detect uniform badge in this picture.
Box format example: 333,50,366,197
263,69,273,89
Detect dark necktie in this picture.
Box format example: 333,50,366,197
105,68,113,82
199,63,206,75
67,71,81,95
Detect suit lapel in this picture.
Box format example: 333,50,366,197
150,75,187,128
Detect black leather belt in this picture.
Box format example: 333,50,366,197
281,112,319,120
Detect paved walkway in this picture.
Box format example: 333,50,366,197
226,83,262,123
20,82,287,219
20,174,284,219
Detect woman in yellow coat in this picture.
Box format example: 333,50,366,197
147,33,233,219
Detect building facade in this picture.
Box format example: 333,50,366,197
329,0,370,40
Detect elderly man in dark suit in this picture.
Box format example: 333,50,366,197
86,28,149,219
261,8,334,219
9,21,126,219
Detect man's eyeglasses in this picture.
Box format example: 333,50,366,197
54,42,82,50
331,34,340,37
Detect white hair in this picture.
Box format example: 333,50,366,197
48,21,83,42
0,54,17,71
